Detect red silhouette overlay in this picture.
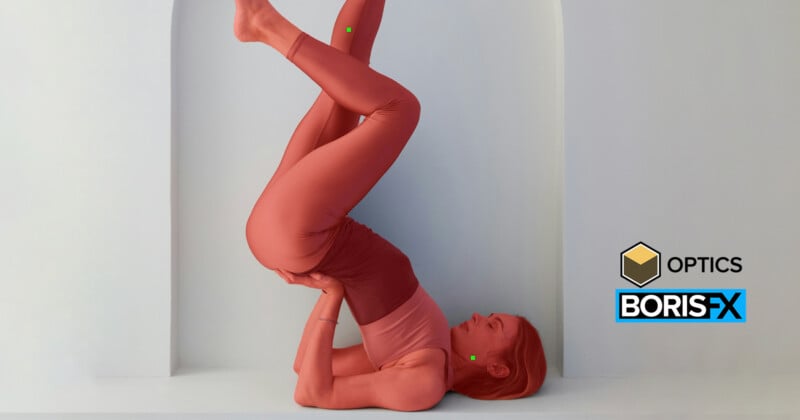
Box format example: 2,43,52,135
237,0,546,410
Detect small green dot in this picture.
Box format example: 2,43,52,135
346,27,352,33
470,355,476,361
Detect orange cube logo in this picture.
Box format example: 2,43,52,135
621,242,661,287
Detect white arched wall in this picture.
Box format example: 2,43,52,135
0,0,563,405
4,0,800,417
172,0,564,380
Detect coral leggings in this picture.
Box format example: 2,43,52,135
245,0,421,324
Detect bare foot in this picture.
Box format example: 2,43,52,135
233,0,303,57
233,0,278,43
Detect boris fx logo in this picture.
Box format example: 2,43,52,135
615,241,746,323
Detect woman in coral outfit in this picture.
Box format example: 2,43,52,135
237,0,546,411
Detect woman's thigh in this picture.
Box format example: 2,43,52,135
245,183,342,273
245,107,416,272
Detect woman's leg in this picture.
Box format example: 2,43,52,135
241,1,421,273
265,0,386,188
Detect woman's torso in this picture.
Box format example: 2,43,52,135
358,284,454,390
308,216,453,389
307,216,419,324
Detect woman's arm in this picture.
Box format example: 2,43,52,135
294,285,343,404
285,269,374,377
293,291,326,374
291,272,446,411
298,343,448,411
330,344,375,376
294,292,375,376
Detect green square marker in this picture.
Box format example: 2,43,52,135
470,355,476,361
346,27,352,33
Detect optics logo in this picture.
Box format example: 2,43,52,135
616,242,747,323
620,242,660,287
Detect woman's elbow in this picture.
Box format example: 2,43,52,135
293,380,332,408
413,387,447,411
293,386,314,407
393,383,446,412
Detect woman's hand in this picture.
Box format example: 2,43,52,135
275,269,344,296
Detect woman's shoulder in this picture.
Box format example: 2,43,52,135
380,348,450,401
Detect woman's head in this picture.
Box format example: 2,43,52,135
450,313,546,400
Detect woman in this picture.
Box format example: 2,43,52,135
237,0,546,411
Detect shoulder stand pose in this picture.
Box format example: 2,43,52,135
236,0,546,411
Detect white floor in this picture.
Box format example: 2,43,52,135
1,368,799,419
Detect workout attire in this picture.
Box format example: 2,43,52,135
243,0,453,388
309,216,454,389
359,282,454,390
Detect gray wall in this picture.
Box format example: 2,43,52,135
173,0,564,372
0,0,174,379
562,0,800,376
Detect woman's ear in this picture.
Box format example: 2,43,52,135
486,361,510,379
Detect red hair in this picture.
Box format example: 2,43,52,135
452,316,546,400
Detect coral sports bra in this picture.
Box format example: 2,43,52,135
358,284,455,389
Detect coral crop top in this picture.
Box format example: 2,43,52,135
358,284,454,390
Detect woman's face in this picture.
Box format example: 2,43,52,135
451,312,520,366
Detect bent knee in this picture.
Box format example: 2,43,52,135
246,206,301,265
371,90,421,130
246,201,333,271
396,90,421,121
395,91,422,125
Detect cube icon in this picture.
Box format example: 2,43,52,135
621,242,660,287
